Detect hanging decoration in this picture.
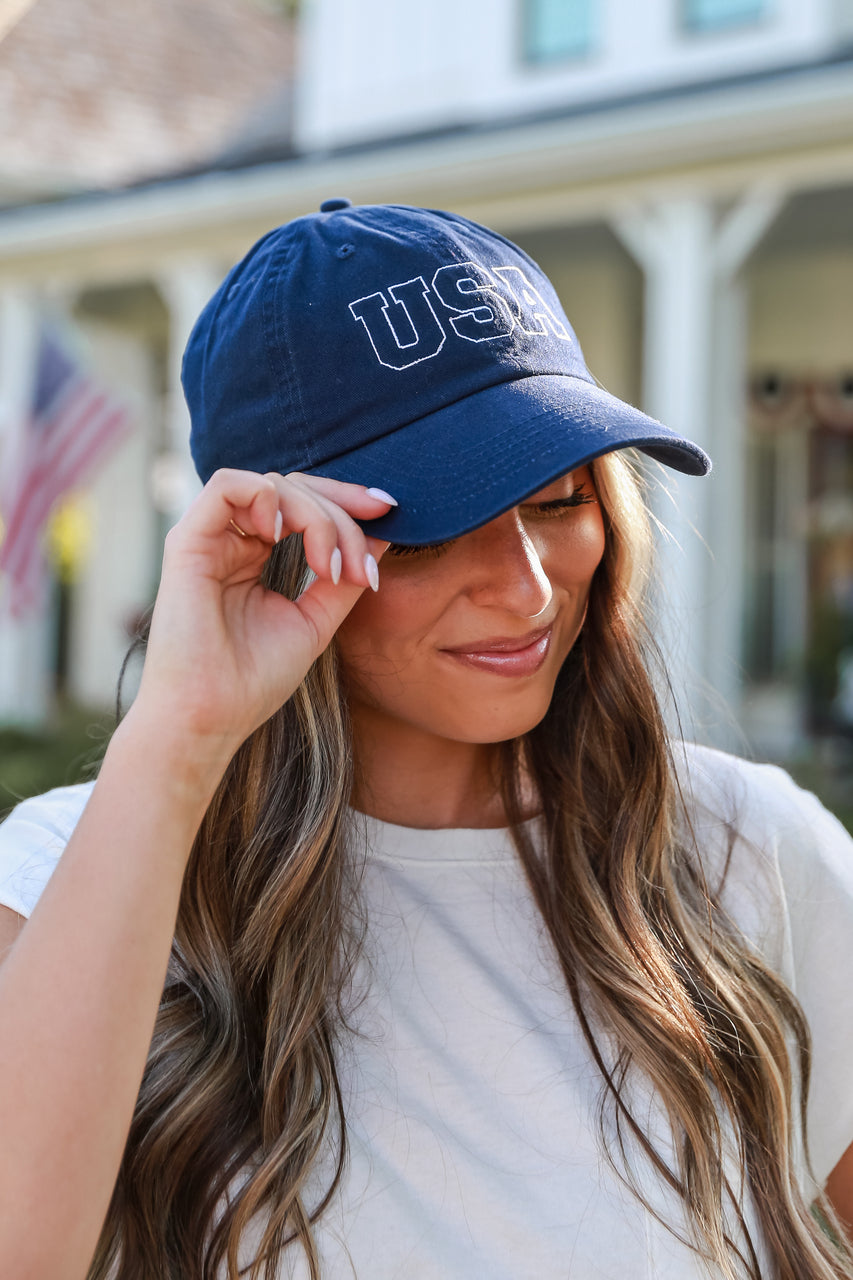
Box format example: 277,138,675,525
749,371,853,432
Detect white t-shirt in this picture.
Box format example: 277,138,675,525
1,742,852,1279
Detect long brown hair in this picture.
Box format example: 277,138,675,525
91,453,851,1279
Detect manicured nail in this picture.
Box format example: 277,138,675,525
274,510,283,542
366,487,398,506
329,546,342,585
364,552,379,592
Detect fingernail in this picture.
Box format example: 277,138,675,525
274,510,283,542
366,487,398,507
364,552,380,592
330,546,342,585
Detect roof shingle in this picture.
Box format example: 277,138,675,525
0,0,295,200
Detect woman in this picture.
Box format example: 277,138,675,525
1,201,852,1280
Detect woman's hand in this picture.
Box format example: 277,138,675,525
130,468,393,760
0,467,396,1280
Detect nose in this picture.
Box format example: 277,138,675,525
464,508,553,618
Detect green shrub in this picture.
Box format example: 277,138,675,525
0,701,114,822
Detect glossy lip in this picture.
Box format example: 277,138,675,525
440,624,554,677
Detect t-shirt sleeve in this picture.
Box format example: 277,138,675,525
0,782,95,918
681,744,853,1190
767,772,853,1188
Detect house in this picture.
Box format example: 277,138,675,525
1,0,852,766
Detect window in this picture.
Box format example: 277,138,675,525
683,0,767,33
522,0,595,63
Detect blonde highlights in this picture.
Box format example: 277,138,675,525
93,537,362,1279
505,451,851,1278
93,456,851,1279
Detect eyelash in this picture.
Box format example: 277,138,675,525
387,483,595,559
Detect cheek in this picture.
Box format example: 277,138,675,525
554,504,606,585
585,505,607,570
335,593,390,673
334,572,433,677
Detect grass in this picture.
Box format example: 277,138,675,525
785,756,853,836
0,700,116,822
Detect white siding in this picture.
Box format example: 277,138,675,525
295,0,840,152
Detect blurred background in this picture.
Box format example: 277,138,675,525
0,0,851,824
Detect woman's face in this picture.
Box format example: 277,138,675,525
335,466,606,747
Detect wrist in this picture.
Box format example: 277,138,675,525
108,700,239,813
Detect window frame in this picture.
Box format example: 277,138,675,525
520,0,597,67
681,0,769,36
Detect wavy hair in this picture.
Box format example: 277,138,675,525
90,453,851,1279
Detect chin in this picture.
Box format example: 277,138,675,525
443,700,554,745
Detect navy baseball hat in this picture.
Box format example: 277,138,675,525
183,199,710,544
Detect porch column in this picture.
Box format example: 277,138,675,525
611,191,783,745
707,191,785,741
156,262,223,527
0,285,52,725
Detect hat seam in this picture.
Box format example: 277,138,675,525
263,239,316,469
424,207,555,285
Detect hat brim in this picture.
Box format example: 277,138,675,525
306,373,711,544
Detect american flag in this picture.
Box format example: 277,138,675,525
0,325,133,618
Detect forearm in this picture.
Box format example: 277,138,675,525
0,705,234,1280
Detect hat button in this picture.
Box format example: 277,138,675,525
320,197,352,213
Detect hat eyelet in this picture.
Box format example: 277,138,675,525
336,243,356,259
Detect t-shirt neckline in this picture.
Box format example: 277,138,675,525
347,808,542,866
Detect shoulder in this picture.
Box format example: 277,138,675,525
672,742,853,960
673,745,853,1190
673,744,853,1182
670,741,851,887
672,741,853,971
672,740,824,836
0,781,96,918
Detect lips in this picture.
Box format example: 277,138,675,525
442,624,552,654
440,624,554,677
